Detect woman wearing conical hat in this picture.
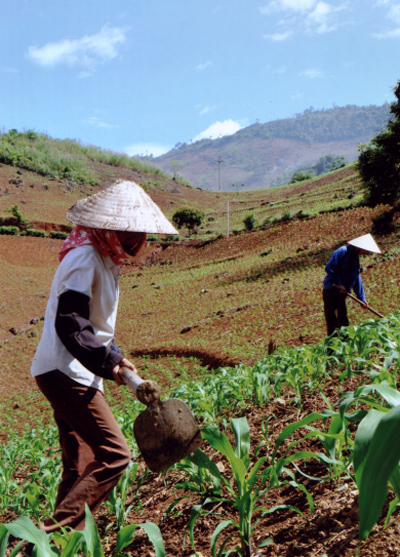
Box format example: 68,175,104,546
322,233,381,337
30,180,178,533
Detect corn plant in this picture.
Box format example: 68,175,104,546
0,504,165,557
354,396,400,542
178,417,314,557
106,460,139,529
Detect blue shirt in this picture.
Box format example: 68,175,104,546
322,245,366,302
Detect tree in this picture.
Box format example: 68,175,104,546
172,207,205,235
357,79,400,206
290,171,314,184
243,213,257,231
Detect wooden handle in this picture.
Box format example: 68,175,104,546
333,284,384,319
119,367,161,405
119,366,144,392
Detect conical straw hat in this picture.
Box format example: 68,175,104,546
347,233,381,254
66,180,178,235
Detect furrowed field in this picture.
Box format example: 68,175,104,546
1,158,400,557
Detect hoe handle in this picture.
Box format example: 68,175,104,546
333,284,384,319
119,367,161,405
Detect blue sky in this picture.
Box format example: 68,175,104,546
1,0,399,157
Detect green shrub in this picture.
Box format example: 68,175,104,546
20,229,46,237
5,205,26,227
281,209,293,221
49,231,68,240
243,213,257,231
0,226,19,235
172,207,205,234
294,209,311,219
290,171,314,183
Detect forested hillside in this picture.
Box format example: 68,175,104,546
151,103,391,191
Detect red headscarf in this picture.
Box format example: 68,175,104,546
59,226,129,265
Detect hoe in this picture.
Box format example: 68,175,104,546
120,367,202,473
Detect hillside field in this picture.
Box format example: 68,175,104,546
1,160,400,556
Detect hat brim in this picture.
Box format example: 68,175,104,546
66,180,179,235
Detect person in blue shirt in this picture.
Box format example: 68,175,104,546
322,233,381,336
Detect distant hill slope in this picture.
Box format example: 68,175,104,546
149,104,391,191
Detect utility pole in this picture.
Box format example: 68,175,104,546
216,156,225,191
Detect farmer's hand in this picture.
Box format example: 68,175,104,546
113,358,137,386
336,285,347,295
361,301,369,310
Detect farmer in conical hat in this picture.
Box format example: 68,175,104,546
322,233,381,336
31,180,178,533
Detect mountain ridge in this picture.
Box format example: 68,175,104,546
147,103,391,191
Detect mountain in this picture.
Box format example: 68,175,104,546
147,104,391,191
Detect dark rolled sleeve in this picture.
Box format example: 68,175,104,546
55,290,123,380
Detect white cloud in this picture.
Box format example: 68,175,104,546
260,0,317,14
300,68,326,78
260,0,346,35
307,2,339,33
196,61,213,71
388,4,400,23
373,27,400,37
124,143,171,157
84,116,120,129
193,120,242,142
264,30,293,40
196,105,218,116
27,25,128,70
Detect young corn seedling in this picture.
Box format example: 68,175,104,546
106,460,138,529
0,504,165,557
182,417,313,557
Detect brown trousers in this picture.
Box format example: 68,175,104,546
323,288,349,337
36,370,131,532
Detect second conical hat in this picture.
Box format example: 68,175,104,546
66,180,178,235
347,233,381,254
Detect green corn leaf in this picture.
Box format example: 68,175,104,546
185,449,224,488
273,411,334,456
230,417,250,468
257,536,273,548
357,384,400,408
115,525,140,554
82,504,104,557
185,499,216,549
138,523,165,557
210,520,234,557
9,541,25,557
5,516,57,557
353,409,383,484
384,496,400,529
56,531,84,557
262,504,308,521
389,466,400,498
0,524,9,557
116,523,165,557
356,405,400,540
201,425,247,486
287,480,314,514
245,457,269,494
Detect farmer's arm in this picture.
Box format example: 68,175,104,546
55,289,134,380
325,248,346,291
352,276,368,307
